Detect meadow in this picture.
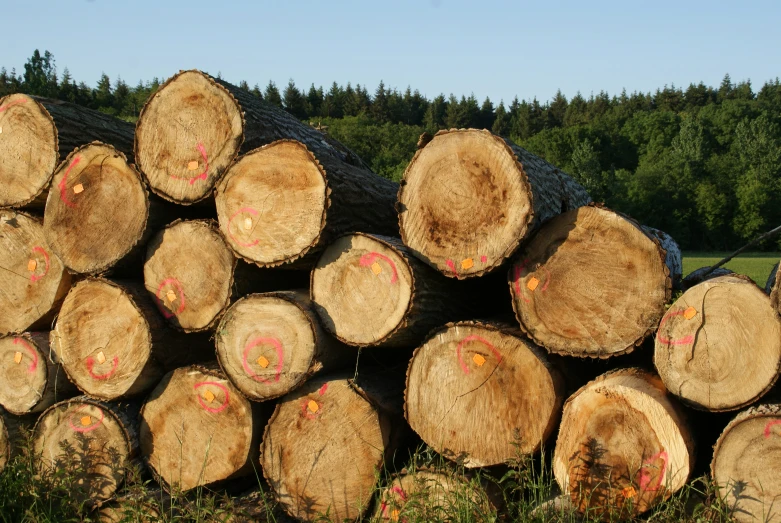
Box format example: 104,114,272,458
682,252,779,288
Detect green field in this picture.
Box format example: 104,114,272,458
682,252,780,288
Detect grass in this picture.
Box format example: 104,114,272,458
682,251,779,288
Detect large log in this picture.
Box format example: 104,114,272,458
405,322,565,467
0,332,77,414
654,275,781,411
398,128,591,279
553,369,694,519
311,233,478,348
139,365,267,492
510,205,672,358
50,278,211,401
215,291,349,401
711,403,781,523
0,210,71,335
215,140,399,268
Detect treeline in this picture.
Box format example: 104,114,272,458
3,50,781,250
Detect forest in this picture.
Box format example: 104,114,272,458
3,49,781,250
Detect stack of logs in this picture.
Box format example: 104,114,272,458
0,70,779,523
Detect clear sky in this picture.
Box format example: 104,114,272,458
4,0,780,104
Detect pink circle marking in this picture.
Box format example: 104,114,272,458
12,338,38,373
456,335,503,375
241,337,284,384
359,252,399,283
171,142,209,184
86,355,119,380
0,99,27,112
194,381,230,413
656,309,696,346
57,156,81,208
227,207,260,248
155,278,186,319
29,246,50,283
638,450,668,491
68,405,105,433
764,420,781,439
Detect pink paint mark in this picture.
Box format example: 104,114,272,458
68,405,105,433
359,252,399,283
480,255,487,263
241,337,284,384
57,156,80,208
764,420,781,439
154,278,186,319
171,142,209,184
227,207,260,248
638,450,668,491
456,334,503,375
0,99,27,112
12,338,38,373
656,309,696,346
318,383,328,395
539,266,552,292
86,356,119,381
445,259,459,277
29,246,50,283
381,486,409,518
194,381,230,414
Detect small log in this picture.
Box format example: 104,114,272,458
553,369,694,519
510,205,672,358
711,403,781,523
0,210,71,335
51,278,210,401
32,397,139,505
0,332,77,415
654,275,781,411
260,370,404,522
0,94,134,209
405,322,565,467
398,128,591,279
215,140,398,268
215,291,350,402
682,266,733,290
139,365,267,492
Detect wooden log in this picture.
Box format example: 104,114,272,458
0,94,135,209
711,403,781,523
510,205,672,358
767,263,781,318
215,139,399,269
215,291,350,402
405,322,565,467
682,266,733,290
260,370,405,522
398,128,591,279
50,278,210,401
311,233,477,348
654,275,781,412
0,332,77,415
553,369,694,519
642,226,683,289
0,210,71,335
139,365,267,492
32,397,139,505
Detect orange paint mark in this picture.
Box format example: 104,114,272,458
527,277,540,291
683,306,697,320
371,262,382,275
96,351,106,364
13,352,22,364
257,355,270,368
27,259,37,272
187,160,199,171
243,217,253,230
203,389,216,403
72,184,84,194
472,354,486,367
307,400,319,413
622,486,636,499
80,416,92,427
166,290,177,303
461,258,474,269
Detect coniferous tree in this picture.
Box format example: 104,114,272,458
372,80,390,123
264,80,283,108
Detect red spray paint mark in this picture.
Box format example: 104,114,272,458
456,335,503,375
68,405,105,433
155,278,186,319
539,266,552,292
227,207,260,248
57,156,80,208
241,337,284,384
318,383,328,395
764,420,781,439
0,99,27,112
445,259,459,277
380,486,408,518
171,142,209,184
359,252,399,283
29,246,50,283
194,381,230,413
656,309,696,346
480,255,487,263
12,338,38,373
86,355,119,380
638,450,668,491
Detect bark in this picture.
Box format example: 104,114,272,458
682,266,733,290
642,226,683,289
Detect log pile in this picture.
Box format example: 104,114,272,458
2,71,780,522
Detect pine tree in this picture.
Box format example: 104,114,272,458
492,101,510,135
58,68,76,103
307,84,323,118
93,73,114,114
479,96,495,130
283,79,307,118
264,80,283,108
372,80,390,123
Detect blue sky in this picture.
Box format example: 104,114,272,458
4,0,780,104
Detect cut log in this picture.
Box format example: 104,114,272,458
215,291,349,401
215,140,399,268
712,403,781,523
139,365,267,492
398,129,591,279
0,94,135,209
0,332,77,415
405,322,565,467
682,266,733,290
654,275,781,412
32,397,139,505
260,371,404,522
767,263,781,318
0,210,71,335
642,226,683,289
553,369,694,519
510,205,672,358
51,278,210,401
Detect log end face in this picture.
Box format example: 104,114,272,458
0,334,49,414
